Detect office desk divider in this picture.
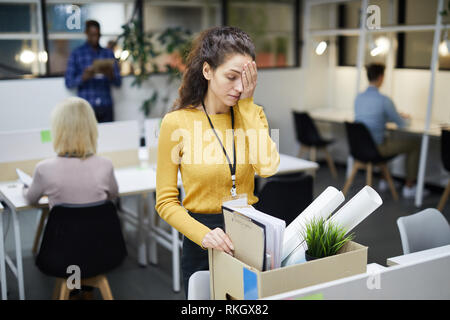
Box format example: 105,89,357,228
208,241,367,300
0,121,141,181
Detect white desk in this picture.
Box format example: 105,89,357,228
308,108,447,204
309,108,444,137
0,153,318,299
386,244,450,266
0,202,6,300
277,153,318,174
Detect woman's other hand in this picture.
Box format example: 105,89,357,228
201,227,234,256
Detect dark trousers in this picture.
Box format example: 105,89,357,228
94,105,114,123
181,212,224,299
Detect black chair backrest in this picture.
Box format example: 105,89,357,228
442,129,450,172
344,121,382,163
254,173,313,226
36,200,127,279
292,111,323,146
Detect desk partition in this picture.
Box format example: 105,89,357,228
0,121,141,181
265,251,450,300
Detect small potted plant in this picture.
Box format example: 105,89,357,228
302,217,355,261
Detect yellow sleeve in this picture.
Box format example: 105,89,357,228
236,97,280,177
155,112,211,247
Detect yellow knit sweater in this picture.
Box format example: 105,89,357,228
155,97,280,246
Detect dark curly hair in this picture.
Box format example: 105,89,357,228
171,26,255,112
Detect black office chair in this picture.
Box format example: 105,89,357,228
293,111,337,178
343,122,398,200
254,174,313,226
438,129,450,211
36,200,127,300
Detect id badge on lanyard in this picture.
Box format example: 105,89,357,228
222,193,248,208
202,100,248,206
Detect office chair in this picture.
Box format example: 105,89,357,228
292,111,338,179
438,129,450,211
36,200,127,300
188,270,210,300
342,122,398,200
397,208,450,255
254,174,313,226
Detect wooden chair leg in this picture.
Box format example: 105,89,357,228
342,162,361,196
32,208,49,255
380,164,399,201
81,275,114,300
366,163,373,187
53,278,71,300
98,276,114,300
437,181,450,212
322,148,338,179
309,147,317,163
298,146,309,159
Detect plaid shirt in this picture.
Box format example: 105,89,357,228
65,42,121,108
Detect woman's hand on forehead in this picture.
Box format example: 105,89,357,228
240,60,257,100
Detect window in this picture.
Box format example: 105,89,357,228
142,0,221,73
143,0,221,34
0,0,302,79
45,1,134,75
336,0,450,70
0,1,45,79
226,0,300,68
396,0,450,70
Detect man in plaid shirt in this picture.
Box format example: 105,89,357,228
65,20,121,122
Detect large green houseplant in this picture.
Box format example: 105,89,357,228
302,217,355,261
118,18,192,117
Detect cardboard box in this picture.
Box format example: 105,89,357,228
208,241,367,300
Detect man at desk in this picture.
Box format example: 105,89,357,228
354,63,422,199
65,20,121,123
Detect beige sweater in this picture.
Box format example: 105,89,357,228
24,155,119,208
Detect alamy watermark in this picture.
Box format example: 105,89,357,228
167,122,280,175
66,265,81,290
366,269,381,290
66,5,81,30
367,5,381,30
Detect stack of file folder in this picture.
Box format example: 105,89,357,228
222,205,285,271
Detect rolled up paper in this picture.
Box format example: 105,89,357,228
327,185,382,234
281,186,345,261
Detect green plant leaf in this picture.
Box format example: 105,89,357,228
303,217,355,259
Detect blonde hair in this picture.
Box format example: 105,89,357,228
51,97,98,158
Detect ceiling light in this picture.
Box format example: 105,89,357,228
315,41,328,55
19,50,36,64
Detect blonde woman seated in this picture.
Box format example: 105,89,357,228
24,97,118,208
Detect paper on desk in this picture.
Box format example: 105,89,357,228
281,186,344,262
327,185,382,233
226,205,285,269
16,168,32,187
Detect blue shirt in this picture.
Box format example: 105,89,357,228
354,86,405,145
65,42,121,108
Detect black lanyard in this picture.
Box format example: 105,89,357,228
201,100,237,197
